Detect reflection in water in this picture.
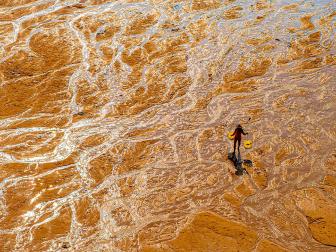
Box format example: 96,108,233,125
0,0,335,251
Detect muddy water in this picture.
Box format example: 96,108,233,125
0,0,336,251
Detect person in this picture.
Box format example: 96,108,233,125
231,124,248,155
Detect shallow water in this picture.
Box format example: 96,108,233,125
0,0,336,251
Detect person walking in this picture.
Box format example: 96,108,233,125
231,124,248,155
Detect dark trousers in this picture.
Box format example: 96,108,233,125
233,138,241,154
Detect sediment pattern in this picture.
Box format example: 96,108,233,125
0,0,336,251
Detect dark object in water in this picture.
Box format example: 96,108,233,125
228,152,250,175
173,4,182,11
62,242,71,249
75,111,85,116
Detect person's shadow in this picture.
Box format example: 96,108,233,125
228,151,251,175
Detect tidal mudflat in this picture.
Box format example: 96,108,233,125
0,0,335,251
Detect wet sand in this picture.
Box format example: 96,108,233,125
0,0,336,251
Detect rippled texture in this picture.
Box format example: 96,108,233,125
0,0,336,251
